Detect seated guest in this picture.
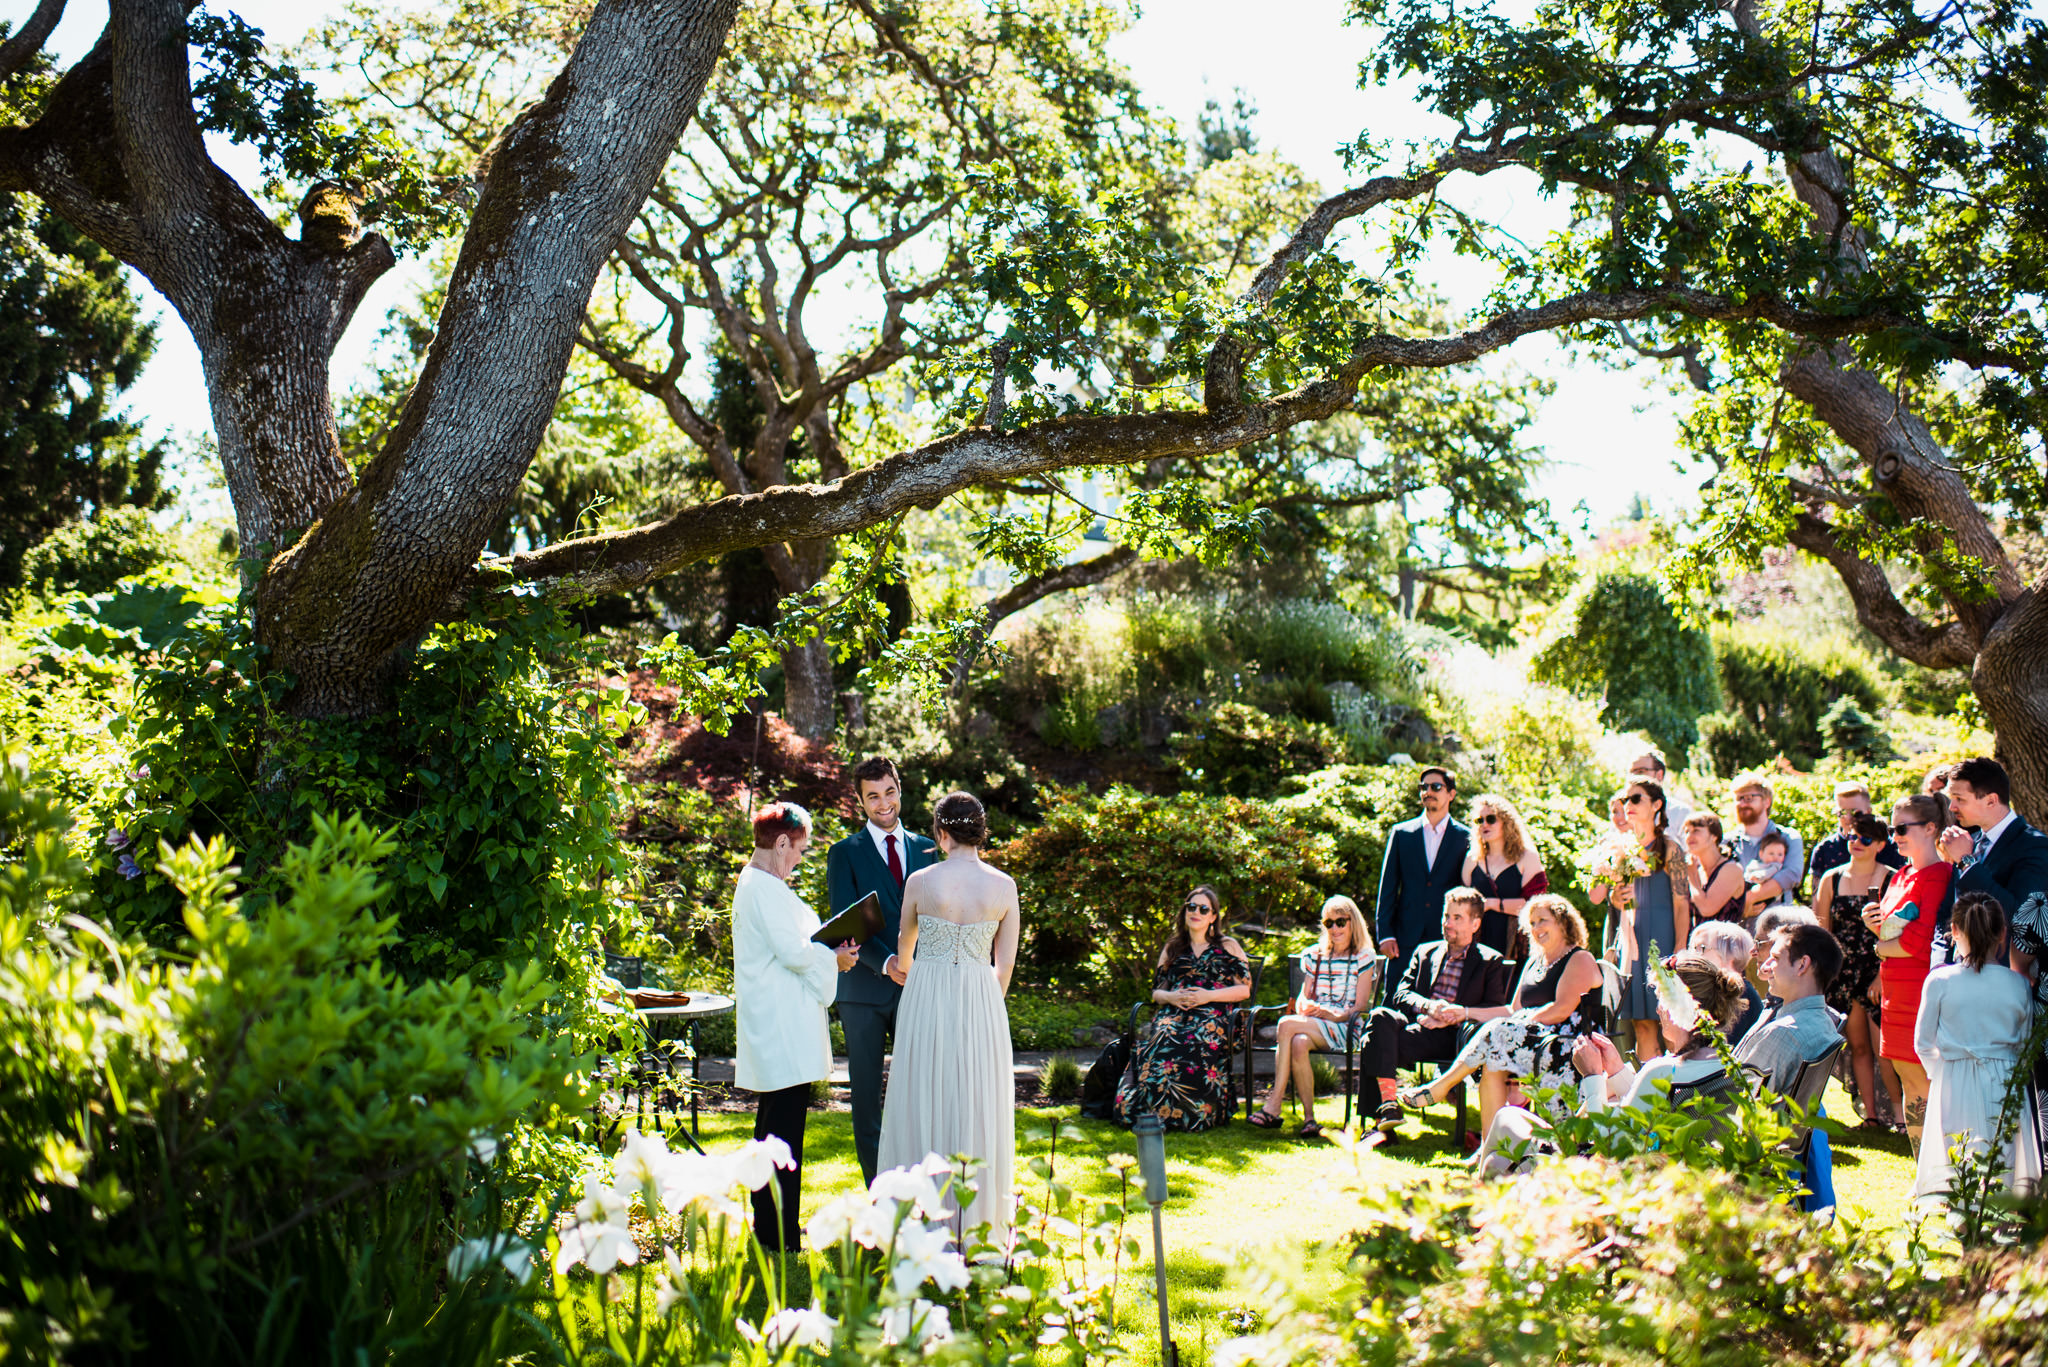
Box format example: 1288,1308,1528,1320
1913,892,2042,1202
1355,888,1516,1135
1684,813,1746,926
1395,895,1605,1134
1474,951,1746,1175
1737,920,1845,1093
1689,920,1763,1043
1460,794,1549,956
1251,895,1378,1138
1115,885,1253,1132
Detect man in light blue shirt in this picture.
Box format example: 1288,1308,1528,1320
1731,772,1804,914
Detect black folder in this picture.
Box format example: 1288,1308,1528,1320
812,890,882,946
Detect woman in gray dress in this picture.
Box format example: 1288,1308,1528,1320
1598,779,1691,1062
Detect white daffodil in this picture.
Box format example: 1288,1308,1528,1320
758,1306,838,1353
554,1216,639,1275
879,1298,953,1349
727,1135,795,1192
445,1233,533,1283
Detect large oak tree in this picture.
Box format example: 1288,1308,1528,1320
1,0,2032,795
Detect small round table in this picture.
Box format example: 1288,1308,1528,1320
635,994,734,1148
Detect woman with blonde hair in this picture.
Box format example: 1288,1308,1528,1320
1250,895,1377,1137
1461,793,1548,956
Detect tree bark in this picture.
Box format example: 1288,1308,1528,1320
1973,586,2048,823
779,635,836,740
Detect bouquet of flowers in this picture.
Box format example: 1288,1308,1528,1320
1576,831,1655,887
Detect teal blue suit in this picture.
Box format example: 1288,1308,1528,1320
825,824,936,1183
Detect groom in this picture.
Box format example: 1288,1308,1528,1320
825,756,936,1185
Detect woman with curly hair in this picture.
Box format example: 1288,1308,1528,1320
1461,793,1549,957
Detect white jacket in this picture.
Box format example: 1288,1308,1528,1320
732,865,840,1092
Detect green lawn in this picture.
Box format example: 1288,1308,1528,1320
677,1075,1918,1366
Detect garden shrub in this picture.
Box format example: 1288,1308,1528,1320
1530,570,1720,766
994,784,1340,990
88,603,638,1005
1171,700,1345,796
1820,694,1900,764
18,506,175,595
1700,627,1887,774
0,757,583,1364
1006,989,1120,1050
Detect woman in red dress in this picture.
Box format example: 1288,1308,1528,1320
1867,792,1954,1156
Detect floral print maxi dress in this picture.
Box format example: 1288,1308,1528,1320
1114,944,1251,1132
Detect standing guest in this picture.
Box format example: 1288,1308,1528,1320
1730,773,1805,912
1689,920,1764,1043
1396,895,1605,1134
1939,757,2048,919
1684,813,1746,925
1460,793,1548,957
1593,779,1691,1063
825,757,937,1185
1628,750,1692,830
1251,896,1378,1137
1115,886,1253,1132
733,802,860,1251
1924,762,1957,796
1813,811,1901,1129
1913,892,2042,1202
1806,781,1906,890
1866,792,1956,1154
2004,890,2048,1174
1737,921,1845,1093
1355,888,1517,1135
1374,768,1470,999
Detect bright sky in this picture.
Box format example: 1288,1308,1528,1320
24,0,1704,530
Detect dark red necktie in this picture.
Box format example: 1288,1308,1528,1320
886,833,903,887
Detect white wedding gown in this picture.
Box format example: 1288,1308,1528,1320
876,914,1014,1241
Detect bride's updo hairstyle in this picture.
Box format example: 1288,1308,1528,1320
932,791,987,847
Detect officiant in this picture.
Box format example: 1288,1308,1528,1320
733,801,859,1252
825,757,937,1185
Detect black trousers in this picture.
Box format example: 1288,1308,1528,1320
752,1083,809,1251
1358,1007,1460,1088
838,997,898,1185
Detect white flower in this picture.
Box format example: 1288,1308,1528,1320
468,1130,499,1166
554,1217,639,1275
880,1298,952,1349
728,1135,796,1192
869,1155,955,1220
572,1169,634,1228
613,1128,674,1197
445,1233,533,1283
850,1199,903,1250
655,1250,689,1314
890,1220,970,1296
805,1191,868,1248
1650,954,1701,1032
758,1306,838,1353
647,1148,746,1223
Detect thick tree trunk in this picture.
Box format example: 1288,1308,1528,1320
1973,587,2048,823
780,636,836,739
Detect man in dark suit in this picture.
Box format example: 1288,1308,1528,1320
1939,756,2048,920
824,756,936,1185
1374,766,1470,998
1356,888,1515,1134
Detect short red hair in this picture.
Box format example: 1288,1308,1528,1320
752,801,812,849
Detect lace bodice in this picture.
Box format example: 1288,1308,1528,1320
913,915,1001,965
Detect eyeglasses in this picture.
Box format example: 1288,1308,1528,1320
1890,821,1927,838
1621,793,1647,806
1475,814,1500,825
1322,918,1349,928
1418,781,1448,794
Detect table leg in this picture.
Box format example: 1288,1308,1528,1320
689,1019,702,1141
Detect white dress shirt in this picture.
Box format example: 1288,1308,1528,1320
732,865,840,1093
867,820,908,870
1981,808,2019,855
1421,812,1451,870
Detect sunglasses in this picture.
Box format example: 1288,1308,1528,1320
1849,830,1881,846
1184,901,1215,915
1621,793,1648,806
1418,781,1449,794
1322,918,1349,928
1890,821,1927,838
1475,813,1500,825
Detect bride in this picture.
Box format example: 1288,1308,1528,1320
876,790,1019,1242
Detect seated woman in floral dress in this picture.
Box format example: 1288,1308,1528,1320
1115,884,1253,1132
1395,894,1605,1135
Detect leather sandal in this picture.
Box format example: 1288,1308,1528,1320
1248,1109,1284,1129
1298,1120,1325,1139
1395,1084,1435,1111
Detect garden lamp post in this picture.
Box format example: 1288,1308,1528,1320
1133,1111,1177,1367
